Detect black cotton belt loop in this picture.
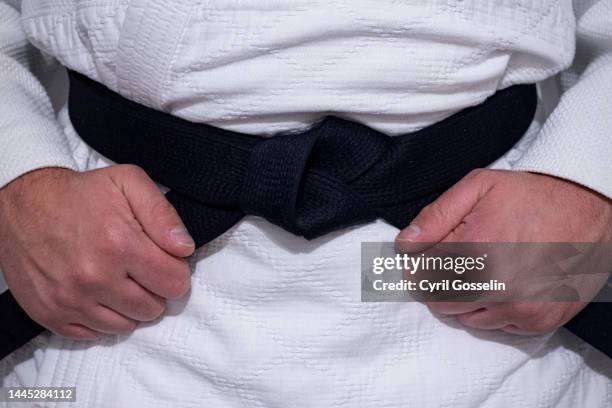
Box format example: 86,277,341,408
0,70,607,362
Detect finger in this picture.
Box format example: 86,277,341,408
500,324,547,336
79,304,138,335
112,164,195,257
98,277,166,322
396,169,494,248
455,307,512,330
427,302,485,315
127,238,192,300
57,323,102,340
492,302,562,335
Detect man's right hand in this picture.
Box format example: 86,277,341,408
0,165,195,340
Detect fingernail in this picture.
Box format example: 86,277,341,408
170,227,195,247
398,224,421,242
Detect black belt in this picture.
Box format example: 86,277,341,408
0,71,609,360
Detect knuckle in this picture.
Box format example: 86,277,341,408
145,300,166,320
99,223,131,256
530,321,555,334
466,168,488,181
455,313,473,327
531,307,565,333
117,164,146,179
520,318,555,334
149,198,176,220
426,302,449,314
133,297,166,321
53,326,73,339
116,320,138,334
423,200,447,222
74,266,104,291
512,302,541,319
426,302,468,315
166,272,191,299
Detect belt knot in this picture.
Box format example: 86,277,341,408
239,116,390,237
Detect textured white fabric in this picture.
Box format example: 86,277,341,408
1,103,611,408
0,0,611,196
0,1,78,186
1,1,612,407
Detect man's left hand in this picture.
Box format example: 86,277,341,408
395,169,612,335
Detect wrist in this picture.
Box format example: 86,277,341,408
0,167,75,213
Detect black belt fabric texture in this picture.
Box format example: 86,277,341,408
0,70,609,360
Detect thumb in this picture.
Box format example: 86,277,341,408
396,169,492,248
112,164,195,257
